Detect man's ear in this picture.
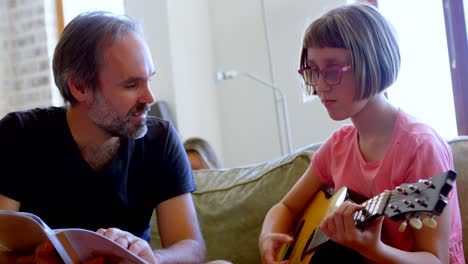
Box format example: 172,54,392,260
68,76,90,103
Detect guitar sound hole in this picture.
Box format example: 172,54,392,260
282,220,304,260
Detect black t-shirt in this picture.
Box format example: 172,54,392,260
0,107,196,243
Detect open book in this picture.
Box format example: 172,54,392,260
0,210,146,263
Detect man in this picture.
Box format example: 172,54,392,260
0,11,205,263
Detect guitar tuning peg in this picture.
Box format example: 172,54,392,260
415,199,427,207
409,215,423,230
408,185,420,193
396,186,408,195
422,214,438,229
399,214,412,233
398,220,408,233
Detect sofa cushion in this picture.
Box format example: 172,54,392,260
150,143,321,263
447,136,468,259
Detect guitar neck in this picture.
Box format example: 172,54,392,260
353,190,391,229
352,170,456,229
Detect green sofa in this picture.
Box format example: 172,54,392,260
151,136,468,263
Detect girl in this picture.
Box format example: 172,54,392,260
258,3,464,263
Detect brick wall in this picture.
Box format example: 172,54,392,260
0,0,60,117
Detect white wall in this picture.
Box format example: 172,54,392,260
124,1,177,126
126,0,223,165
126,0,349,167
166,1,223,153
211,0,350,167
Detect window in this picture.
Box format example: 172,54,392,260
378,0,458,140
465,0,468,61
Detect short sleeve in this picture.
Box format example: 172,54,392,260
404,134,453,184
0,113,26,201
157,123,197,203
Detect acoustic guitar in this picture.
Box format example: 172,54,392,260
277,170,457,263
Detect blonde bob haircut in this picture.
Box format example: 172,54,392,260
299,3,400,100
183,137,221,169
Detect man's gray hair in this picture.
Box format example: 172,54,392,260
52,11,143,105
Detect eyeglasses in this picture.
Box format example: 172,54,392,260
298,65,352,96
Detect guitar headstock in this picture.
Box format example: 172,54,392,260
383,170,456,222
354,170,456,230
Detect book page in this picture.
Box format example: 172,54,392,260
54,228,146,264
0,210,49,253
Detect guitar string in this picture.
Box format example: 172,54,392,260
356,182,436,223
295,183,437,243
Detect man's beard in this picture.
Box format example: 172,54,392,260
88,92,150,139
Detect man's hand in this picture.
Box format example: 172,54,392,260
97,227,158,263
3,227,157,264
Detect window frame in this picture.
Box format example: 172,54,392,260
56,0,64,34
443,0,468,135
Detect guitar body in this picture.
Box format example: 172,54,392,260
277,187,348,263
277,170,456,264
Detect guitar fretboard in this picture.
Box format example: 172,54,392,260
353,190,391,227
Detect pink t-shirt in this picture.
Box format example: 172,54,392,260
312,110,465,263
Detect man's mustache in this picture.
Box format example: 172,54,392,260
128,104,151,117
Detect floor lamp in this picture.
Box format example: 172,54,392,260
216,70,293,155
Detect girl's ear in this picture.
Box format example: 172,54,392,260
68,76,91,103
